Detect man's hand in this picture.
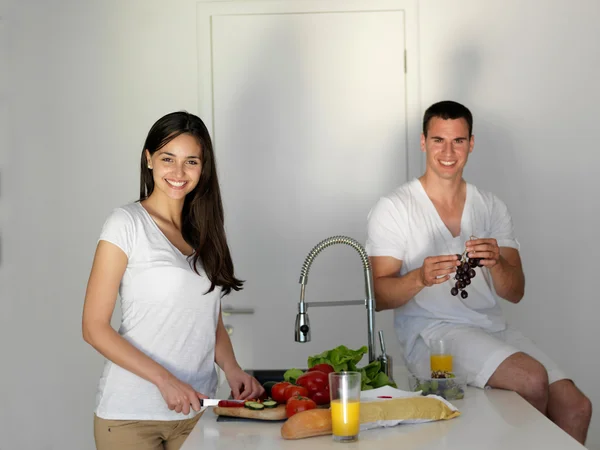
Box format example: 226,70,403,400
418,254,460,287
466,238,500,268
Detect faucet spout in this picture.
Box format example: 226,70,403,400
294,235,377,363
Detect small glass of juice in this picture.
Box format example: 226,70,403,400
328,371,361,442
430,338,453,374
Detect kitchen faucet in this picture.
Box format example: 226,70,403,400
294,235,378,363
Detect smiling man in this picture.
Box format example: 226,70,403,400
365,101,592,444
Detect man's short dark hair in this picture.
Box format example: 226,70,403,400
423,101,473,137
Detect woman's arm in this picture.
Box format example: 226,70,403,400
82,240,205,415
214,307,264,399
214,309,240,375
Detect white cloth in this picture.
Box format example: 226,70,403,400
94,202,220,421
407,324,567,388
365,178,520,363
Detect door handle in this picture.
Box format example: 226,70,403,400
222,306,255,316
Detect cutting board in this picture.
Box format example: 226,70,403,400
213,404,287,421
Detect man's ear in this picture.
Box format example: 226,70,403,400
469,135,474,153
420,133,426,152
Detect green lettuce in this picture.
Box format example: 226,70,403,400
283,368,304,384
307,345,397,390
307,345,367,372
357,360,380,390
371,371,395,389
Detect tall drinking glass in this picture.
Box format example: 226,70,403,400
328,371,361,442
430,338,453,374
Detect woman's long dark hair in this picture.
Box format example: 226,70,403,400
140,111,243,296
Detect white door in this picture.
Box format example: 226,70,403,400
197,0,413,371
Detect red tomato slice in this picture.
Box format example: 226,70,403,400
217,400,244,408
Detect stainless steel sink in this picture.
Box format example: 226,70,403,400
246,369,307,385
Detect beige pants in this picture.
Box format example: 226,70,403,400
94,412,203,450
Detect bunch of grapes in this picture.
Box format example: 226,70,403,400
450,238,483,299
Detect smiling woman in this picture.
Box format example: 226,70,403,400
139,112,242,289
82,111,264,450
146,134,203,198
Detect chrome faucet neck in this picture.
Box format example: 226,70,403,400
294,235,377,363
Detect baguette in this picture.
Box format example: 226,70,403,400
214,404,287,421
281,409,332,440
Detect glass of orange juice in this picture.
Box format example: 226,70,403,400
430,338,453,374
328,371,361,442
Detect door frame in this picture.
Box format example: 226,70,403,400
196,0,423,180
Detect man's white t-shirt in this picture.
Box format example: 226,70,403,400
94,202,221,421
365,179,520,361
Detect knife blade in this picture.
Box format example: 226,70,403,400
200,398,244,407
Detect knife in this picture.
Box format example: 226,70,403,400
199,398,245,407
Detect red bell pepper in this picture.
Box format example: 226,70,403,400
296,370,330,405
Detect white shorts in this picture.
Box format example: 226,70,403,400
406,324,568,389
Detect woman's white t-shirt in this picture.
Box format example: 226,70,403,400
94,202,220,420
365,179,520,361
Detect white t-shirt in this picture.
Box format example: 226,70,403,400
94,202,221,420
365,179,520,361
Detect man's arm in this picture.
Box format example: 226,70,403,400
371,254,460,311
370,256,422,311
466,239,525,304
490,248,525,303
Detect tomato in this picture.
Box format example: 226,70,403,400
283,384,309,402
310,390,330,405
285,395,317,418
308,363,335,375
271,382,292,403
296,370,328,392
217,400,244,408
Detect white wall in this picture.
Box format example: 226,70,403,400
419,0,600,447
1,1,599,449
1,1,204,449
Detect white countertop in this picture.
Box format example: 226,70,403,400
181,369,585,450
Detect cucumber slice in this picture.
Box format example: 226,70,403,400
262,400,278,408
244,401,265,410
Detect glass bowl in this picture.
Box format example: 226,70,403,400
407,372,467,400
